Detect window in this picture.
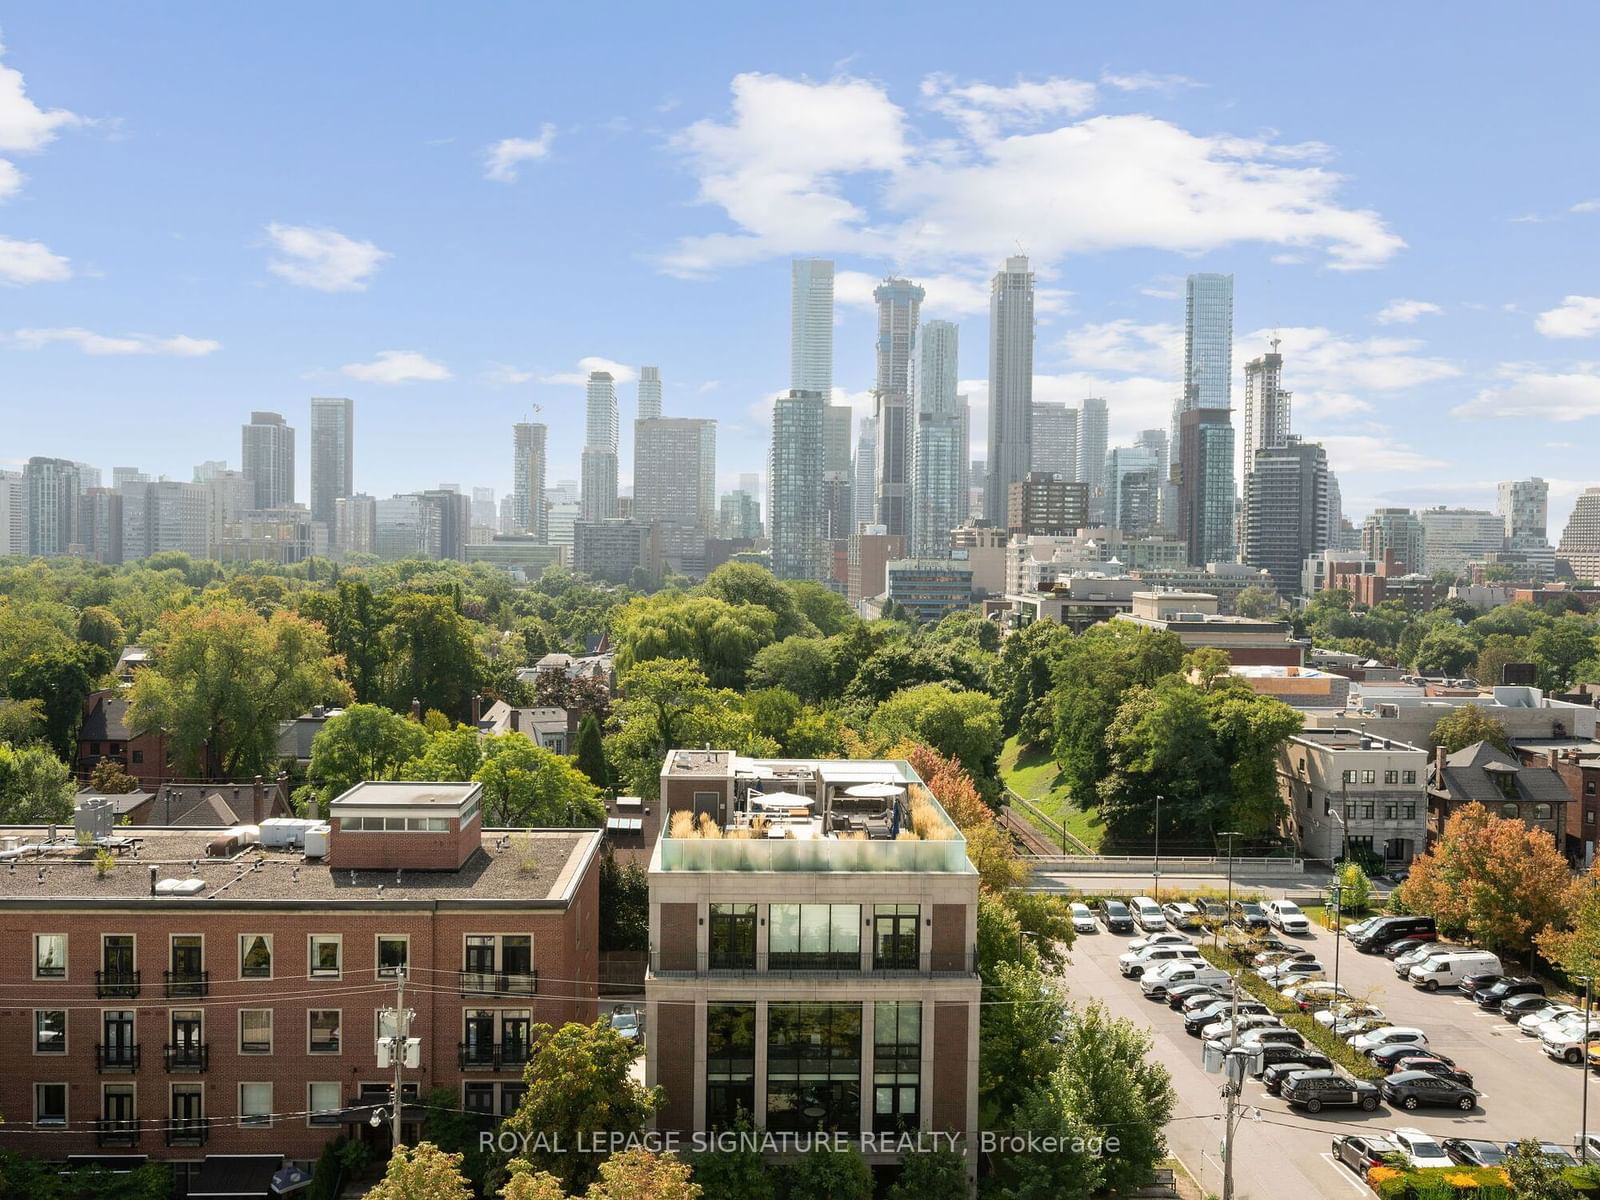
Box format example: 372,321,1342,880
1533,803,1553,820
240,1010,272,1054
1344,802,1355,820
500,1083,526,1117
1361,804,1374,820
766,1003,861,1134
462,935,535,993
1361,770,1376,784
1587,780,1597,795
1384,770,1399,785
1492,770,1518,800
873,1001,921,1134
102,1010,135,1067
34,1010,65,1054
309,1010,341,1054
240,935,272,979
239,1082,272,1129
34,934,66,979
1403,770,1417,784
501,1011,532,1063
1383,804,1397,820
100,935,136,996
34,1083,66,1127
768,904,861,971
309,935,342,979
705,1003,756,1130
131,749,144,764
308,1082,341,1127
708,904,756,970
1342,770,1358,784
377,936,409,978
1587,809,1596,825
873,905,920,971
1403,804,1417,820
102,1085,135,1134
169,935,204,997
341,816,450,832
501,936,532,977
1501,802,1520,818
464,1083,496,1115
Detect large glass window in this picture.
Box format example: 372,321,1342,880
240,1082,271,1128
35,1009,65,1054
705,1003,755,1130
873,1001,921,1134
35,1083,66,1126
377,936,409,978
708,904,756,970
240,935,272,979
240,1009,272,1054
769,904,860,971
309,935,342,978
873,905,919,970
308,1082,341,1126
309,1010,341,1054
766,1003,861,1134
34,934,66,979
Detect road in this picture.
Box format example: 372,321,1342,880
1062,917,1595,1199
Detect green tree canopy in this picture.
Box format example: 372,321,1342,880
308,704,430,797
401,725,485,782
995,620,1071,747
1428,705,1512,754
360,1142,472,1200
473,732,603,826
573,711,610,791
0,741,76,823
612,593,779,689
1412,625,1477,676
698,562,814,640
867,684,1002,780
378,593,484,721
1530,613,1600,690
747,636,837,703
1232,585,1280,619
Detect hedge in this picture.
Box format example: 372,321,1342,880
1368,1163,1600,1198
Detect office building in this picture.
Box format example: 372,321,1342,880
1240,344,1291,480
1006,472,1089,537
308,397,354,530
983,256,1035,525
909,320,964,558
769,389,826,581
821,404,855,542
1183,273,1234,411
1135,428,1173,530
719,491,762,542
1078,398,1108,520
1176,408,1235,565
574,518,656,585
375,495,432,560
23,457,81,556
465,536,564,578
581,372,619,522
241,411,295,510
635,418,717,532
1419,507,1504,576
512,422,548,541
637,366,663,421
1361,508,1427,576
848,528,904,608
1030,402,1077,480
334,493,377,558
873,277,924,536
1280,730,1428,867
112,467,150,490
1499,477,1549,541
471,487,497,532
885,559,975,623
120,480,210,561
199,470,254,559
1104,445,1162,535
1114,591,1301,666
421,488,472,561
790,258,834,396
1241,436,1330,597
79,488,124,565
1558,488,1600,582
853,417,878,532
0,471,24,557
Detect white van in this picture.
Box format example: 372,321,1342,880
1139,961,1231,998
1129,897,1167,932
1408,950,1501,992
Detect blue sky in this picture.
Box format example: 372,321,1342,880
3,3,1599,530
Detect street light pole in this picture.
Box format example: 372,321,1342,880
1582,974,1594,1164
1216,831,1241,950
1328,883,1344,999
1153,793,1163,904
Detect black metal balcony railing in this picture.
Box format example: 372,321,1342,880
707,951,757,972
96,970,140,999
458,969,537,996
766,951,865,972
163,1043,209,1073
164,969,208,999
650,949,978,979
96,1043,140,1072
165,1117,209,1147
95,1119,140,1148
458,1041,532,1072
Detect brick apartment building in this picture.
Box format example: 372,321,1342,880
0,780,602,1190
645,751,980,1172
1511,739,1600,866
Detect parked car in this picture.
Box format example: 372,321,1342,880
1383,1072,1477,1112
1441,1139,1507,1167
1129,896,1168,932
1352,915,1437,953
1265,899,1311,934
1499,993,1558,1021
1410,951,1503,992
1125,930,1191,953
1475,976,1546,1011
1390,1128,1456,1166
1384,935,1437,962
1504,1141,1578,1167
1097,899,1135,934
1139,962,1230,1000
1254,1045,1331,1077
1518,1004,1581,1036
1342,915,1382,940
1460,971,1505,1000
1314,1002,1384,1029
1286,981,1349,1009
1389,1055,1474,1089
1282,1070,1382,1113
1230,901,1270,931
609,1007,642,1042
1352,1026,1429,1056
1069,902,1098,934
1392,941,1458,971
1206,1028,1305,1055
1201,900,1229,925
1371,1043,1455,1072
1331,1015,1389,1041
1185,1001,1269,1036
1182,992,1235,1018
1166,982,1222,1010
1332,1134,1402,1174
1258,959,1325,985
1252,946,1316,969
1200,1013,1284,1042
1117,943,1201,978
1541,1019,1600,1062
1162,901,1202,930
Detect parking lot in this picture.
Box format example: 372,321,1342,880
1062,912,1597,1199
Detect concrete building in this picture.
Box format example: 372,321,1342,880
580,372,619,522
853,416,878,535
512,422,548,541
769,389,826,582
634,418,716,533
1184,273,1234,413
645,751,979,1169
241,411,295,510
1510,739,1600,866
0,469,23,557
1241,436,1330,598
873,278,925,536
79,487,124,564
790,258,834,396
1240,344,1291,490
719,492,762,542
574,518,656,586
1279,729,1429,867
1006,472,1089,537
1228,664,1351,711
1558,488,1600,582
217,507,318,565
308,397,353,530
1007,576,1143,633
1301,549,1440,612
334,493,377,559
120,480,209,562
1030,401,1077,481
374,495,435,560
23,456,81,557
1420,507,1503,576
1114,591,1303,665
847,528,904,609
420,489,471,561
984,256,1035,527
909,320,965,558
1077,398,1108,523
949,524,1008,597
1499,477,1549,542
1175,408,1235,566
637,365,663,421
465,536,563,578
885,559,974,624
1135,428,1173,531
1104,445,1161,536
821,403,854,543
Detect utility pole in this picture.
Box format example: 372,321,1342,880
1221,975,1242,1200
378,966,416,1152
1329,882,1344,1000
1583,974,1595,1164
1215,830,1240,950
1153,793,1163,904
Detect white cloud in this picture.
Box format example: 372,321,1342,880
1315,433,1446,474
0,233,70,283
484,124,556,182
1535,295,1600,339
833,268,999,318
1236,325,1459,393
481,363,535,387
1099,70,1200,94
266,224,389,292
541,356,638,386
0,39,80,201
12,327,219,356
1453,367,1600,421
1061,319,1180,375
662,72,1404,277
1573,199,1600,214
1376,298,1442,324
340,350,450,384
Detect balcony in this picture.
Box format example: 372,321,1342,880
165,1118,209,1147
163,1043,209,1073
164,969,208,999
458,969,537,997
650,949,978,980
457,1042,531,1072
96,1043,141,1073
96,970,141,999
94,1119,140,1148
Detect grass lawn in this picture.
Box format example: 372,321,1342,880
999,735,1106,852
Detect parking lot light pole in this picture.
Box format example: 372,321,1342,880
1153,793,1163,904
1327,883,1344,1000
1581,974,1595,1164
1217,831,1241,951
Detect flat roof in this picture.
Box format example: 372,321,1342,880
330,781,482,810
1293,728,1426,753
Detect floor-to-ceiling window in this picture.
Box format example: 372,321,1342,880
766,1002,861,1133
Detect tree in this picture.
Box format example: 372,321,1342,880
1428,705,1511,754
781,1145,871,1200
598,852,648,952
1233,585,1280,619
1531,614,1600,691
75,605,126,674
979,959,1067,1123
1202,686,1304,838
784,580,854,636
574,712,610,791
1470,602,1548,641
885,1148,969,1200
361,1142,472,1200
743,687,803,747
688,1115,775,1200
1335,860,1372,916
87,757,139,794
867,684,1002,781
0,697,46,747
297,578,388,702
1504,1138,1578,1200
1412,625,1477,676
0,742,81,823
473,733,603,826
379,593,484,721
611,594,779,689
586,1149,700,1200
128,601,350,779
402,725,485,782
698,562,814,640
995,620,1071,747
1473,633,1533,690
500,1020,660,1192
747,636,836,703
308,704,430,796
5,646,94,759
1096,680,1225,844
501,1172,567,1200
1001,889,1076,973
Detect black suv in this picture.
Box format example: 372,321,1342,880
1282,1070,1382,1113
1230,901,1270,931
1184,999,1268,1036
1097,899,1135,934
1254,1044,1331,1077
1382,1070,1478,1112
1475,976,1545,1011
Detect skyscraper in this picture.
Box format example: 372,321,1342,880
1177,273,1235,562
1031,401,1078,481
1135,428,1172,530
23,456,81,556
1498,478,1549,541
821,404,854,542
790,258,834,396
635,418,716,531
910,319,964,558
1241,343,1292,477
873,277,924,536
581,371,619,522
1184,273,1234,411
637,366,663,421
512,422,549,540
1077,398,1109,520
1419,507,1504,575
1104,445,1162,535
984,255,1035,525
241,411,296,510
1361,508,1426,576
308,396,354,530
471,487,496,531
853,416,877,533
769,389,825,581
121,479,209,561
0,471,23,557
1177,409,1235,566
1558,488,1600,582
1241,436,1330,597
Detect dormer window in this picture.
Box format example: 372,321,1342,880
1488,767,1518,799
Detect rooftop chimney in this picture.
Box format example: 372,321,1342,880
470,693,483,725
252,775,266,826
510,709,521,732
148,865,158,896
1434,745,1446,778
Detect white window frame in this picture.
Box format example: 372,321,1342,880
34,933,67,980
239,1008,273,1054
240,933,273,980
308,934,343,980
34,1081,67,1127
307,1081,341,1127
376,934,410,979
308,1008,342,1055
239,1081,272,1129
33,1008,66,1055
